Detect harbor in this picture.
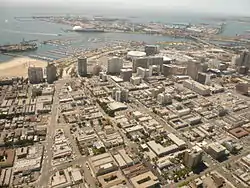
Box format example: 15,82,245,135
1,14,250,64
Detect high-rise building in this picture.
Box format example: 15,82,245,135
107,57,123,74
133,57,148,72
115,90,121,102
236,50,250,68
162,64,172,77
145,45,159,56
28,67,44,84
197,72,207,85
133,56,163,72
157,93,172,105
184,149,203,169
187,61,202,80
100,72,107,82
46,63,57,84
137,67,150,79
77,57,87,77
162,64,186,77
130,76,141,85
92,64,102,75
120,69,132,82
148,56,163,71
112,88,129,102
121,89,129,102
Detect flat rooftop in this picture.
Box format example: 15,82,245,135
130,171,159,188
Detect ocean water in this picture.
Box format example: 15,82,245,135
1,6,250,62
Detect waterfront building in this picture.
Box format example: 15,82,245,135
77,57,87,77
28,67,43,84
46,63,57,84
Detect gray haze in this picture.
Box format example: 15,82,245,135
1,0,250,16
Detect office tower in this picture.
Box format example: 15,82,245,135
77,57,87,77
133,56,163,72
130,76,142,85
28,67,44,84
236,50,250,68
162,64,186,77
92,64,102,75
121,89,129,102
107,57,123,74
187,61,202,80
46,63,57,84
145,45,159,56
197,72,207,85
112,88,129,102
184,149,203,169
157,93,172,105
137,67,150,79
120,69,132,82
115,90,121,102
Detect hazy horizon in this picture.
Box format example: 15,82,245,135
1,0,250,17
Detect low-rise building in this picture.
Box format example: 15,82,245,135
147,140,179,157
207,142,227,160
183,79,211,96
0,149,15,168
167,133,186,149
97,171,126,188
88,153,118,177
113,149,134,169
130,171,160,188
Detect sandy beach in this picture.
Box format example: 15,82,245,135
0,57,48,78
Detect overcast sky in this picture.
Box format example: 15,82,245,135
1,0,250,16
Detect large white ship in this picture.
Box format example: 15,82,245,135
72,26,104,33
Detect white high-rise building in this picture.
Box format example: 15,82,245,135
107,57,123,74
28,67,44,84
77,57,87,76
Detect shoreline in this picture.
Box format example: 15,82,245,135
0,57,48,78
